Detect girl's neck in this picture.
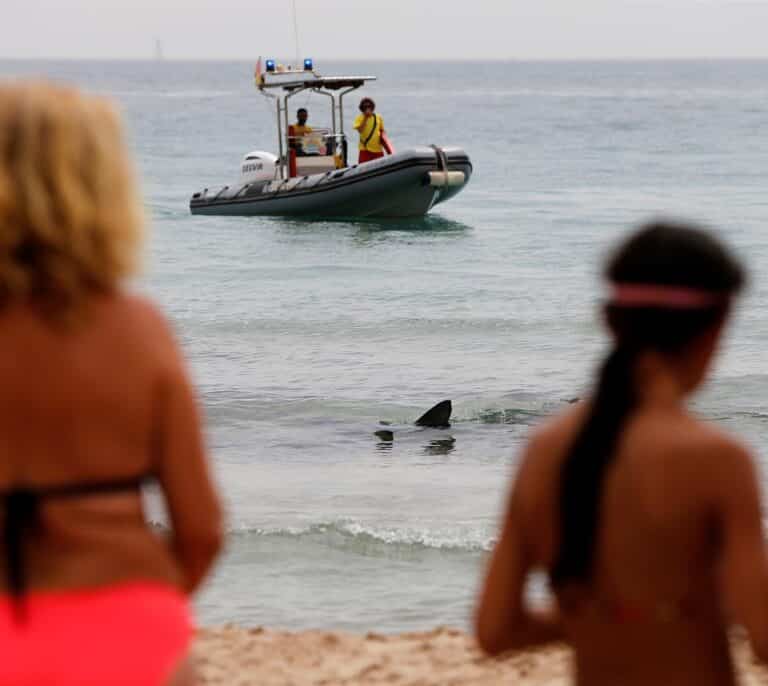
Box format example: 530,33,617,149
633,351,687,411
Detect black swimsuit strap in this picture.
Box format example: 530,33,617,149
3,489,38,604
29,475,151,500
2,475,150,619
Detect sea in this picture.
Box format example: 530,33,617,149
2,59,768,633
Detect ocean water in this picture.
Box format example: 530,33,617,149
2,59,768,632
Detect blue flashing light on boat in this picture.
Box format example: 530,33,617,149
303,58,313,71
265,59,276,72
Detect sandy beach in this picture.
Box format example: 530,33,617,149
195,626,768,685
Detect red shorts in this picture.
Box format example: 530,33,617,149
358,149,384,164
0,582,192,685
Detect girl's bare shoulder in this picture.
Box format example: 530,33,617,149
636,409,754,467
517,403,755,485
513,404,591,488
675,416,756,483
526,403,591,459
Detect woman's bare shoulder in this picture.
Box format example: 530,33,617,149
109,292,177,338
112,291,167,321
101,292,184,366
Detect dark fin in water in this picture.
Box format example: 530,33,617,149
375,429,394,441
415,400,452,428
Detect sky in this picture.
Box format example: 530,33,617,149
3,0,768,60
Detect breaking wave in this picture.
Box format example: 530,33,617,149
228,519,495,553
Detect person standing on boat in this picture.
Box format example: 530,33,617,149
354,97,389,163
289,107,312,156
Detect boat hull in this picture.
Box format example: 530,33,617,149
189,146,471,218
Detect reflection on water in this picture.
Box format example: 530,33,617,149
423,437,456,456
350,215,472,247
374,429,395,441
275,213,472,239
348,214,472,234
372,427,456,455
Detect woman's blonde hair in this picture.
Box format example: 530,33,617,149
0,81,143,319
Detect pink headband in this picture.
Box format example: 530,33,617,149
610,283,728,309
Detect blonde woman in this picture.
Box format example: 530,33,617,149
0,82,222,685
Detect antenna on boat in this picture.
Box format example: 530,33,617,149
291,0,301,69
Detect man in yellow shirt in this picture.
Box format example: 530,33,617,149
289,107,312,156
353,97,387,163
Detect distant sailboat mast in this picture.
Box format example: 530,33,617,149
154,38,164,61
291,0,301,68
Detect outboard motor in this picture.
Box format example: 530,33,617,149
239,151,278,184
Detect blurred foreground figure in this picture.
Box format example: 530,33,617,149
0,82,222,685
475,221,768,685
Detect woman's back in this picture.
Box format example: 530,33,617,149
0,293,210,592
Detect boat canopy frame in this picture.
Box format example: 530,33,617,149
258,73,376,179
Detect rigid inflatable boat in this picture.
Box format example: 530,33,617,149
189,64,472,218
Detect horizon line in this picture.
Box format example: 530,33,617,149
3,55,768,63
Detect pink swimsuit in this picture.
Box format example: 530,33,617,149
0,477,192,685
0,582,192,685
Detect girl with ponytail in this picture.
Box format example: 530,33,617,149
476,221,768,684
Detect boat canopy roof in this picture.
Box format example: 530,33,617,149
258,72,376,92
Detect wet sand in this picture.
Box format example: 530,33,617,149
195,626,768,685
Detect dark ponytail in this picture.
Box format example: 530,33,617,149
551,220,745,588
551,345,637,585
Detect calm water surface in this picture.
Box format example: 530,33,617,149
2,59,768,631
